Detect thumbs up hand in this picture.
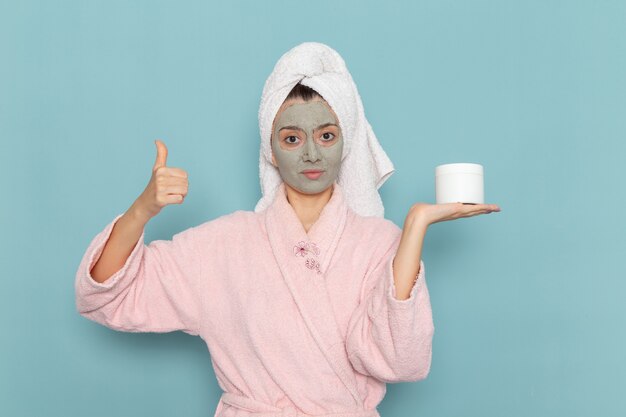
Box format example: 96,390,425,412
135,139,189,220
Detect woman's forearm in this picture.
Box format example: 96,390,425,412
89,202,152,284
392,214,428,300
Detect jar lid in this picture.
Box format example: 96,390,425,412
435,163,483,176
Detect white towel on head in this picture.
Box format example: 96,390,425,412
254,41,395,218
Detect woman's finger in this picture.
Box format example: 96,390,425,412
409,201,501,226
462,203,499,211
460,204,498,217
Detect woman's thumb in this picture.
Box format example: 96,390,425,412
153,139,168,171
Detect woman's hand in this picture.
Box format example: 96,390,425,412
407,201,501,228
391,202,501,300
133,139,189,221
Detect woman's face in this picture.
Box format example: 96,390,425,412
270,97,343,194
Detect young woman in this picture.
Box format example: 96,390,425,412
75,42,500,417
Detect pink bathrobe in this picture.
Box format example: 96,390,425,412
75,181,434,417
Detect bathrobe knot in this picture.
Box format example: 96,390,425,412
219,392,381,417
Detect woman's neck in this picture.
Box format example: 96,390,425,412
284,183,334,233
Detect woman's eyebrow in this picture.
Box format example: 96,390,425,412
279,123,338,132
315,122,338,131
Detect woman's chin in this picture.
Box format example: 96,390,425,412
284,180,334,196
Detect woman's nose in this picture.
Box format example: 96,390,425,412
302,137,321,162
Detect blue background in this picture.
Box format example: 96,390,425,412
1,1,624,416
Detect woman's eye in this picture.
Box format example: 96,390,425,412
285,136,299,144
321,132,335,141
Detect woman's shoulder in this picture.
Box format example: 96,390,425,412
203,209,257,226
346,210,402,243
342,212,404,269
179,209,261,241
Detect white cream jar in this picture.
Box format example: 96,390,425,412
435,163,484,204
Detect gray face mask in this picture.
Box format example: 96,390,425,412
271,100,343,194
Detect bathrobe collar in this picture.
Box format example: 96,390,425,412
265,181,362,406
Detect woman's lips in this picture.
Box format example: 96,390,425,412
302,170,324,180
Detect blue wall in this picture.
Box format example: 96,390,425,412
1,1,624,416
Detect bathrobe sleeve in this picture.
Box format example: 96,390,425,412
74,213,203,336
346,233,434,383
